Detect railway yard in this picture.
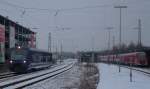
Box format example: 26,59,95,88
0,0,150,89
0,60,74,89
0,59,99,89
1,59,150,89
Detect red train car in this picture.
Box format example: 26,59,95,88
98,52,149,67
118,52,148,66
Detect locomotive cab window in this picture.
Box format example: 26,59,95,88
11,49,27,60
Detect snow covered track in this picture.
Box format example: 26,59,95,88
0,72,16,79
0,63,74,89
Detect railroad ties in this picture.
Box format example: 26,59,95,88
0,63,74,89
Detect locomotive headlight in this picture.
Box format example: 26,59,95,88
23,60,26,63
10,60,13,64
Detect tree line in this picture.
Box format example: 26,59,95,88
99,42,149,55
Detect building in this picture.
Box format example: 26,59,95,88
0,15,36,63
79,51,98,63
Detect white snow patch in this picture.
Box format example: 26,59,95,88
24,64,81,89
97,63,150,89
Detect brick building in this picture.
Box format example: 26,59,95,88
0,15,36,63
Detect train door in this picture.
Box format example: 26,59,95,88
144,50,150,66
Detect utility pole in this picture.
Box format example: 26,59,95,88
112,35,115,61
48,32,51,52
35,33,38,48
138,19,142,47
114,5,127,72
130,63,133,82
133,19,142,48
108,29,111,50
91,36,94,52
112,35,115,48
55,44,58,60
60,42,63,63
106,27,114,50
114,5,127,49
91,36,95,63
106,27,113,64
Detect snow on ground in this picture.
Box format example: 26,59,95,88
97,63,150,89
24,63,81,89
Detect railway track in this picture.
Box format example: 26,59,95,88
0,64,63,80
0,63,74,89
121,66,150,76
0,72,17,79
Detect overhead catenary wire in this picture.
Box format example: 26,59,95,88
0,0,112,27
0,0,115,31
0,0,52,11
0,0,112,13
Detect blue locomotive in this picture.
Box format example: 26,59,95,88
8,47,53,73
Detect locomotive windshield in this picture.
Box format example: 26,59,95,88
11,49,27,60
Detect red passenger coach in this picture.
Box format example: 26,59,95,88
98,51,149,67
119,52,148,66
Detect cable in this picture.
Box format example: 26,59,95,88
0,0,53,11
60,5,111,11
0,0,112,30
0,0,111,12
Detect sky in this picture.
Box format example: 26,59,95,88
0,0,150,52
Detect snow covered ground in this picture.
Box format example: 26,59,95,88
24,63,81,89
97,63,150,89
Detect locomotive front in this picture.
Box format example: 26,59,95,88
9,47,29,73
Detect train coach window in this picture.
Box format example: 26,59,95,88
32,54,41,63
46,56,50,62
42,56,46,62
45,56,48,62
31,55,36,62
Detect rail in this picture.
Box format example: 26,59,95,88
0,63,74,89
121,65,150,76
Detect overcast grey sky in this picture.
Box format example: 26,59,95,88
0,0,150,52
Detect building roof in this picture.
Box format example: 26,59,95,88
0,14,35,34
